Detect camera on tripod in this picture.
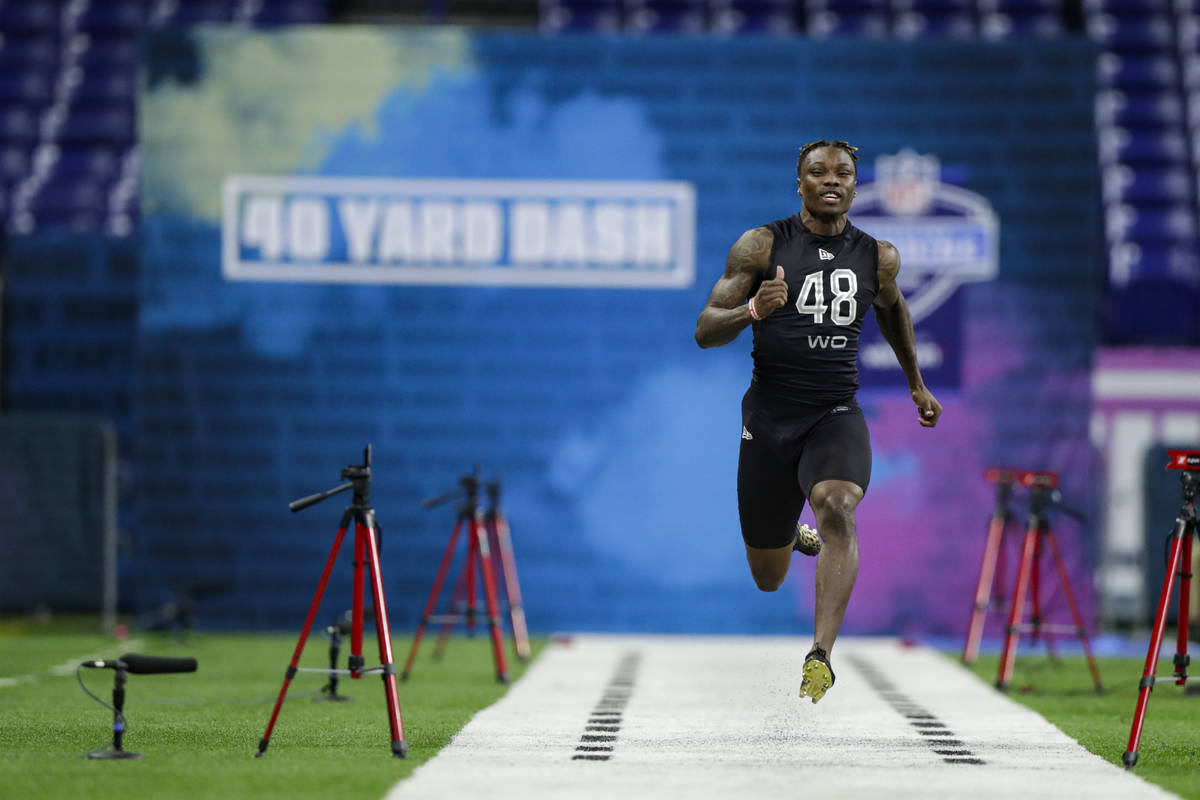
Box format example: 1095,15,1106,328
1167,449,1200,502
1124,449,1200,768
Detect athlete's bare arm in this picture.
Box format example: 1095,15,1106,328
695,227,787,348
873,240,942,428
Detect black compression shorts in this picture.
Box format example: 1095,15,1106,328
737,387,872,550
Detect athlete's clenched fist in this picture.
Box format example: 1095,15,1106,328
749,266,788,321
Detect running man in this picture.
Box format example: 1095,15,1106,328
694,140,941,702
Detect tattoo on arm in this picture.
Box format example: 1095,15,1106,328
694,228,772,348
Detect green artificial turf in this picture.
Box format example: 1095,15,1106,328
0,618,541,800
963,650,1200,800
9,619,1198,799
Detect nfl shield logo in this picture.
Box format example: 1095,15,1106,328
877,149,940,216
854,149,999,323
851,148,1000,392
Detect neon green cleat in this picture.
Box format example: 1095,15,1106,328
793,523,822,557
799,647,835,703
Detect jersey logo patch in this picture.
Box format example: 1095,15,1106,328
818,248,835,261
741,425,753,440
831,406,850,413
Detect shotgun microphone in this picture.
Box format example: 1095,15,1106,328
82,654,198,674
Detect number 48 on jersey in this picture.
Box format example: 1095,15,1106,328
794,268,858,325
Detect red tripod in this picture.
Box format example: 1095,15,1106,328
485,477,531,660
1123,449,1200,769
401,470,510,683
994,470,1103,693
429,477,531,663
257,446,407,758
962,467,1019,665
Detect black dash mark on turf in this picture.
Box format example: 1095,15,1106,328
572,650,641,762
846,654,985,766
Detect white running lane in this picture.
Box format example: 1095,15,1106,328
385,636,1178,799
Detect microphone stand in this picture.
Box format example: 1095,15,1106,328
88,667,143,760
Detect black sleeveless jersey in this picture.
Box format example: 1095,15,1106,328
750,214,880,406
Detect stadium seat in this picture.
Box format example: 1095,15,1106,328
625,0,708,33
0,2,58,33
27,177,107,216
978,0,1062,11
893,11,976,38
1179,15,1200,54
979,11,1063,38
1097,89,1185,128
807,10,890,36
0,108,37,144
76,34,140,70
1105,278,1200,341
1105,201,1198,242
14,205,104,232
892,0,975,12
49,146,121,181
52,109,135,145
710,8,795,34
1083,0,1171,14
1096,52,1178,90
709,0,796,35
808,0,887,10
1085,13,1174,52
1097,125,1189,165
0,70,54,105
1107,239,1199,284
0,145,29,184
75,2,146,32
1102,164,1195,204
68,68,137,108
251,1,330,25
0,35,60,69
540,0,623,32
1184,53,1200,89
164,1,237,25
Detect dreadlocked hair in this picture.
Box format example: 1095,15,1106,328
796,140,859,177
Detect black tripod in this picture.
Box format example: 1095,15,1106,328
257,445,407,758
1124,450,1200,768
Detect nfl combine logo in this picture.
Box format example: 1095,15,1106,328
852,149,1000,388
854,149,999,323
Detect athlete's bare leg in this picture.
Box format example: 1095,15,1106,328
744,540,793,592
808,479,864,654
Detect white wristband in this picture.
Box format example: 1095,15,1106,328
748,297,761,321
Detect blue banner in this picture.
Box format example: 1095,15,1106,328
138,29,1099,636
